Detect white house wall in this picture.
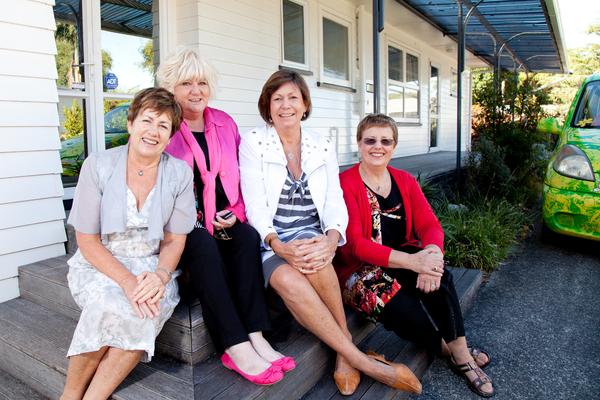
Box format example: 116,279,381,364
0,0,67,303
172,0,477,165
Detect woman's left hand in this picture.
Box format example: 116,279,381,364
298,235,337,273
133,271,166,305
212,209,237,230
416,273,442,294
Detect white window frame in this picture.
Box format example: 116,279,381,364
280,0,310,70
319,9,353,88
386,40,421,123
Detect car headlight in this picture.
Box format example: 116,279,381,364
552,144,595,181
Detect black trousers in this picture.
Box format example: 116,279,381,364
379,268,465,355
179,222,271,353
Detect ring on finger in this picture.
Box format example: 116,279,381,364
431,283,437,290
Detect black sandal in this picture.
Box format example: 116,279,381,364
469,347,491,369
450,358,494,398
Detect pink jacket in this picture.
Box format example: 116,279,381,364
165,107,246,234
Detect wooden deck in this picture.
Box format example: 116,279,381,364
0,256,482,400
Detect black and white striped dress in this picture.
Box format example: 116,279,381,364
261,169,322,285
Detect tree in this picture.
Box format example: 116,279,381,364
139,40,154,76
537,23,600,120
54,22,113,89
63,100,83,139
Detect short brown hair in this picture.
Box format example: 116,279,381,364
258,70,312,124
356,113,398,145
127,87,182,137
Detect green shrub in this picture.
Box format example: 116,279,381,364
63,100,83,140
435,198,533,272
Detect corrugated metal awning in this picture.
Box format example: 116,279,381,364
54,0,153,38
397,0,567,73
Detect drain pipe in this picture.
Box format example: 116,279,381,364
372,0,384,113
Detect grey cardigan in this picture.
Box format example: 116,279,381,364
67,144,196,241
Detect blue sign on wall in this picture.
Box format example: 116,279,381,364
104,72,118,90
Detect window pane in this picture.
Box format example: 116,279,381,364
283,0,305,64
405,88,419,118
323,18,349,81
59,97,86,185
55,21,83,90
406,53,419,85
572,81,600,128
388,46,403,82
388,86,404,118
103,101,131,150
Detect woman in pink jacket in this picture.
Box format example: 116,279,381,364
156,49,291,385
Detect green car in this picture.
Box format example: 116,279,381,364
60,104,130,177
538,74,600,241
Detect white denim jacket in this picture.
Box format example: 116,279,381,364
239,124,348,248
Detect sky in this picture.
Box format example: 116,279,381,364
101,31,153,93
101,1,600,92
556,0,600,48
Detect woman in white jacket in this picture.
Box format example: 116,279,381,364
239,70,421,396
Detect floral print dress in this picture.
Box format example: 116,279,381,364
342,184,403,322
66,187,180,362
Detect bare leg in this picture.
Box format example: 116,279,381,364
225,340,272,375
270,265,407,386
447,337,493,395
248,332,284,363
82,347,143,400
304,265,356,377
61,347,109,400
441,339,489,367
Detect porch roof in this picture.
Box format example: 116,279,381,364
397,0,567,73
54,0,153,38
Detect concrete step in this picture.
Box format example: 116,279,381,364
18,256,213,364
301,267,483,400
0,298,194,400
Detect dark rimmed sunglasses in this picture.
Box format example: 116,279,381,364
361,137,395,147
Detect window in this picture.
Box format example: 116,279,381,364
387,44,420,121
321,14,351,86
282,0,307,68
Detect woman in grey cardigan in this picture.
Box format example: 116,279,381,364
61,88,196,400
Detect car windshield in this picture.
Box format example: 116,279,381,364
104,105,129,133
572,80,600,129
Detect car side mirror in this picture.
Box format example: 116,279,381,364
537,117,562,135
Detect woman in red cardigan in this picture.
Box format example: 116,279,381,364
334,114,494,398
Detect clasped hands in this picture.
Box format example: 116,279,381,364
121,269,170,319
411,246,445,294
273,235,336,274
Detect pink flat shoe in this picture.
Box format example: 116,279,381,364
272,356,296,372
221,353,284,385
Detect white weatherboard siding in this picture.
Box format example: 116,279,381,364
173,0,478,166
0,0,66,303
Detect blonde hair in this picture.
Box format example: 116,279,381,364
156,48,218,97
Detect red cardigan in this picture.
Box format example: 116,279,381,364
334,164,444,285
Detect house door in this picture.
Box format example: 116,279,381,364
54,0,162,201
429,65,439,149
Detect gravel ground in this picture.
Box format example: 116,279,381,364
410,228,600,400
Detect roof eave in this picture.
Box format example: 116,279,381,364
542,0,569,73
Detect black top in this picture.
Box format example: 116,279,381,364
372,178,407,251
192,131,229,224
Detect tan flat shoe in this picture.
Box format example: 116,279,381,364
333,367,361,396
367,351,422,394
